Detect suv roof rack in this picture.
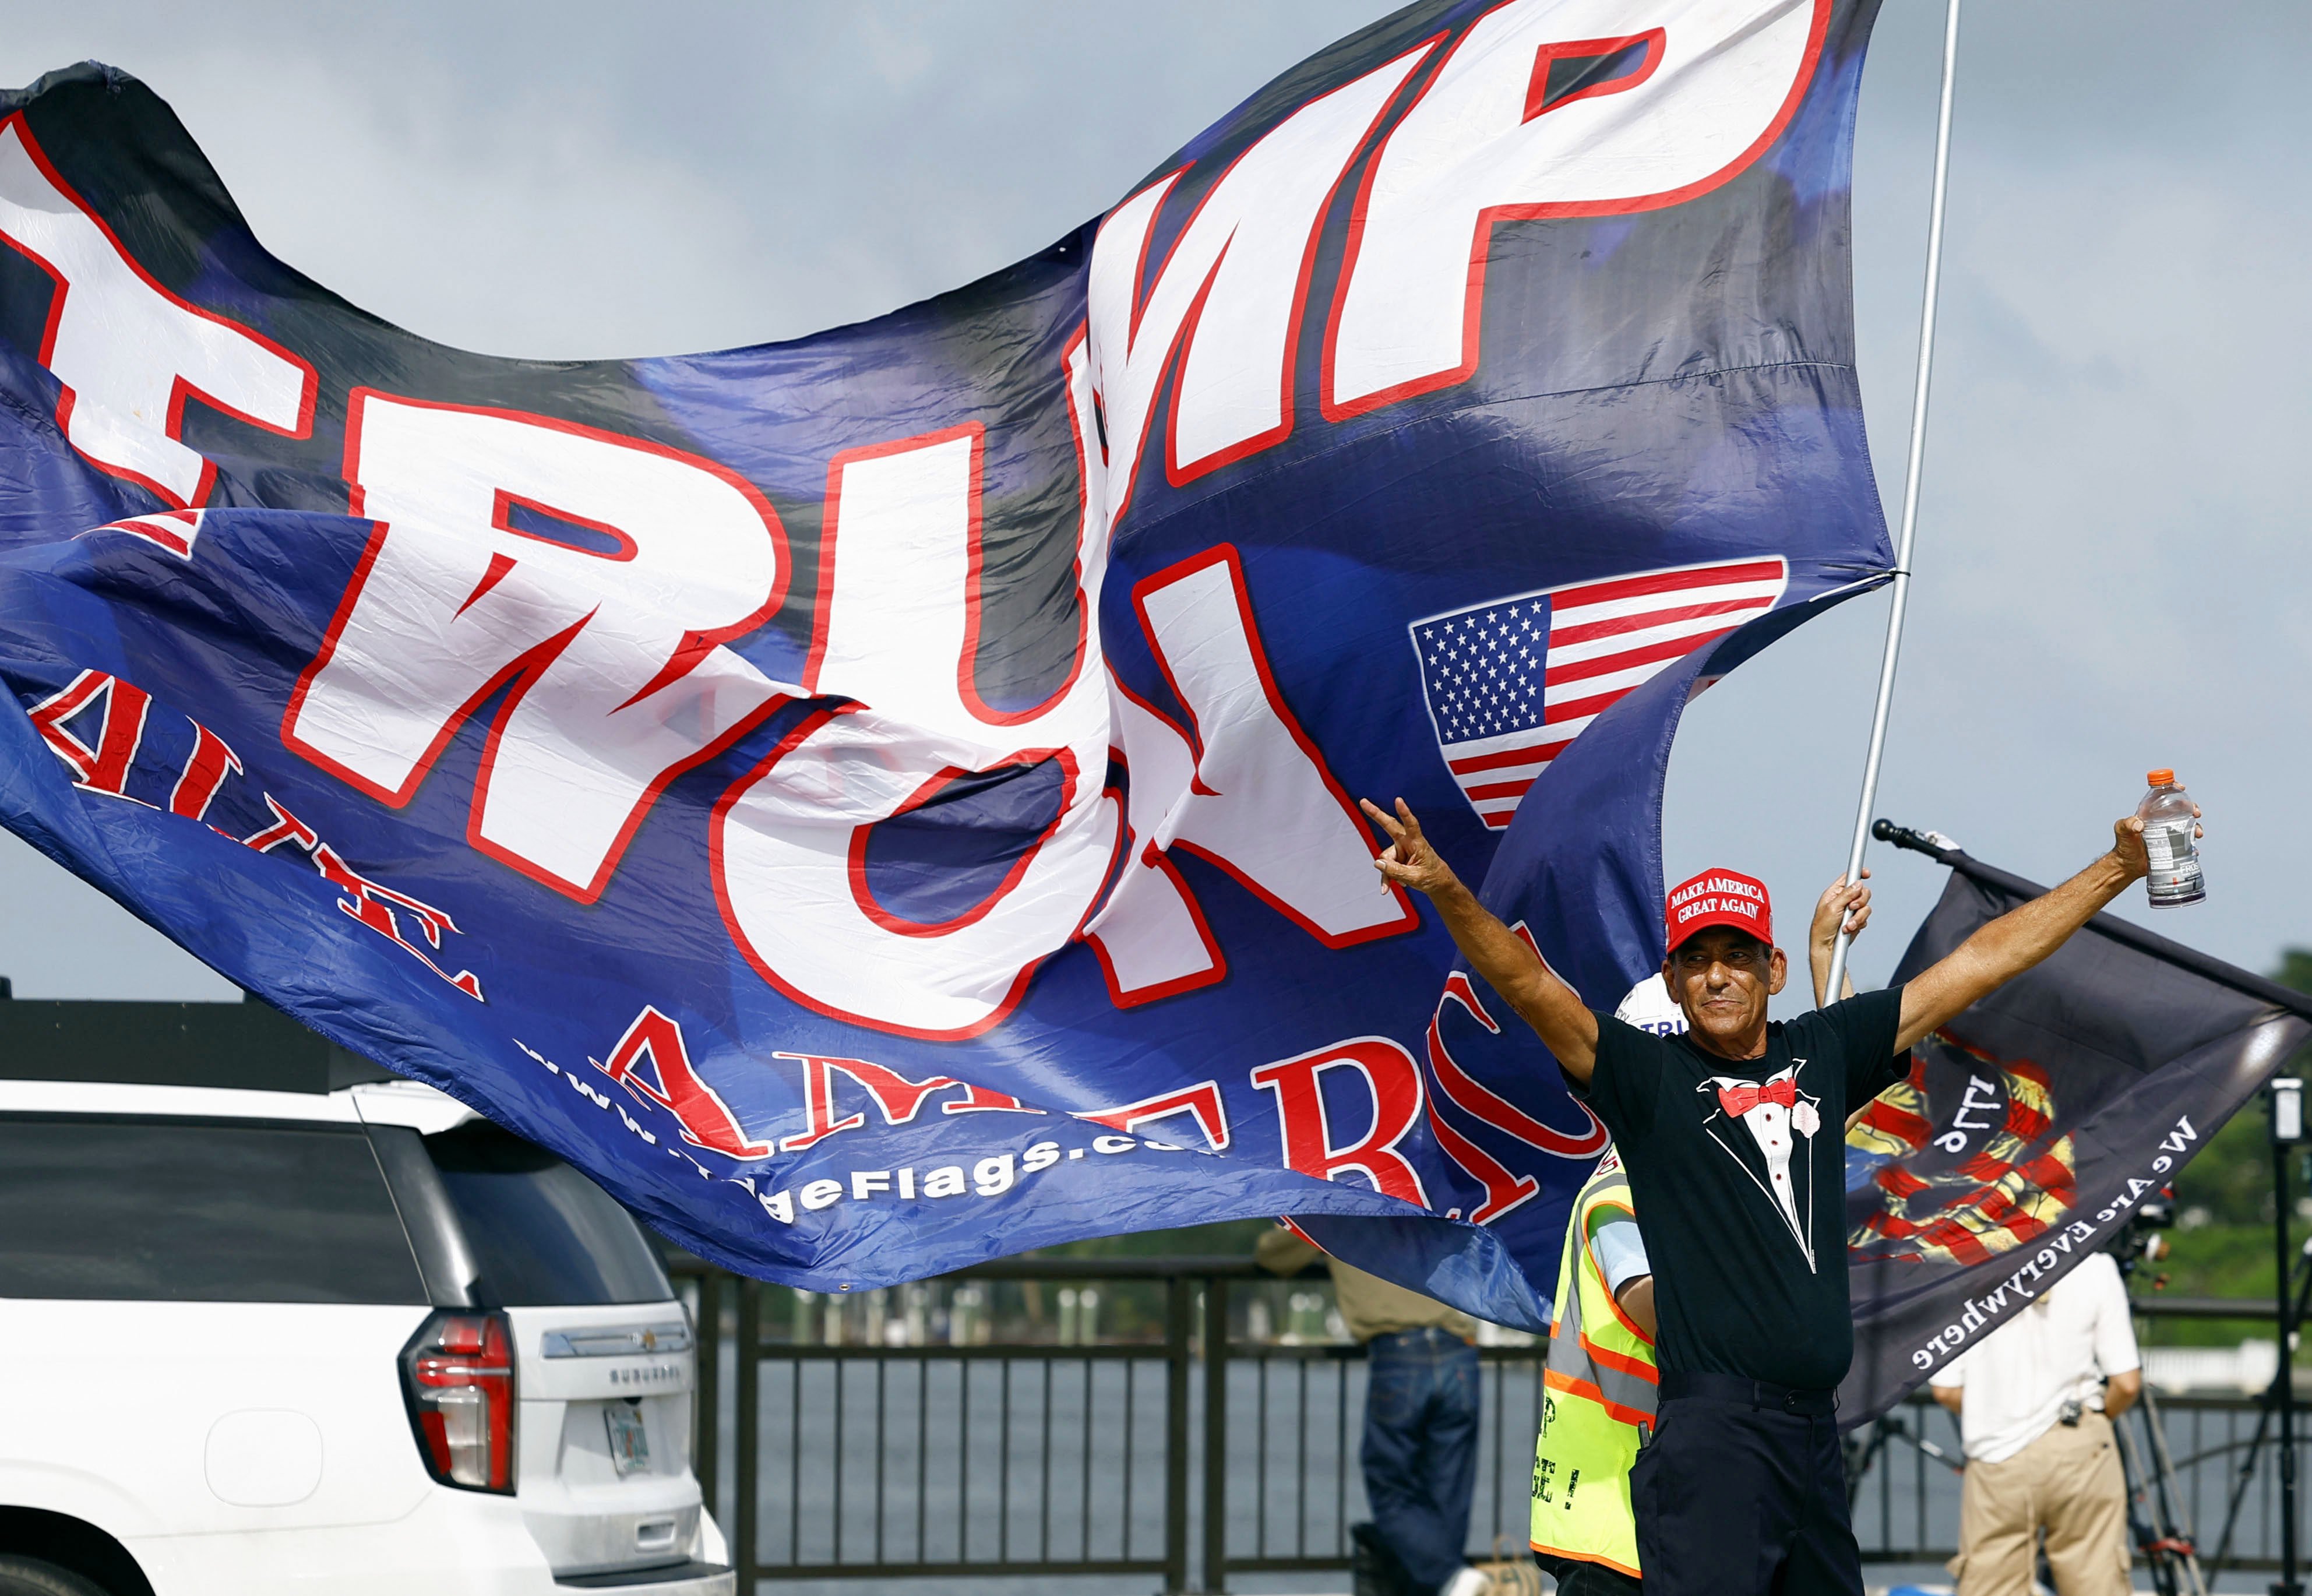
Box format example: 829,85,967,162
0,988,396,1094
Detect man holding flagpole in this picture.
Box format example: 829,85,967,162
1361,795,2186,1596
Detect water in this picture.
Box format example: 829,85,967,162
2138,771,2205,908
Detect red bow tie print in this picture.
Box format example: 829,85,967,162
1717,1079,1797,1117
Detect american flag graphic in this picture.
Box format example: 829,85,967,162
1412,556,1789,830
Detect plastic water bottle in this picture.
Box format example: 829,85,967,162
2137,769,2205,908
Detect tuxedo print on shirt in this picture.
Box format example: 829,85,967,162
1697,1062,1825,1271
1577,989,1908,1391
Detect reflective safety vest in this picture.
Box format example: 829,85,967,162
1531,1147,1656,1579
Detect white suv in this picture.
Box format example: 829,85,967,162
0,1063,731,1596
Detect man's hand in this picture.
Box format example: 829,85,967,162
1813,871,1873,946
1895,806,2202,1053
2110,805,2201,882
1363,798,1462,898
1809,869,1872,1007
1358,797,1601,1079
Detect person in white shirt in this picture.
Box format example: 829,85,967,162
1928,1249,2144,1596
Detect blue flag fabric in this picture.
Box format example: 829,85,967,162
0,0,1887,1327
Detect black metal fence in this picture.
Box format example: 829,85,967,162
668,1256,2307,1590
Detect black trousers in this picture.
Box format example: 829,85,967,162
1630,1377,1861,1596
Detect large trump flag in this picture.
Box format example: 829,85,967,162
0,0,1888,1325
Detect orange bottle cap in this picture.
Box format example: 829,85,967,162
2146,769,2176,787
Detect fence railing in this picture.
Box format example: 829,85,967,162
667,1256,2307,1590
672,1255,1548,1590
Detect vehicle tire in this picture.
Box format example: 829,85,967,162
0,1556,112,1596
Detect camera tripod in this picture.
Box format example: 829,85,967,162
2116,1377,2207,1596
1842,1405,1962,1509
2207,1235,2312,1580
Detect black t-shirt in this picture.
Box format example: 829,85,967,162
1571,987,1907,1391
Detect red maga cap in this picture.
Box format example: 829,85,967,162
1664,867,1772,952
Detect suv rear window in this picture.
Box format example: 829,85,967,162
425,1122,670,1305
0,1116,425,1303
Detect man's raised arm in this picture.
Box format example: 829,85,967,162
1894,811,2188,1053
1361,798,1602,1080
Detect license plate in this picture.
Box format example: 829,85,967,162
604,1401,651,1477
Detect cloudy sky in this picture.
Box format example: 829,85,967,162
1,2,2304,1005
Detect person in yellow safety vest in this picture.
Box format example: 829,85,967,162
1529,981,1676,1594
1532,879,1877,1593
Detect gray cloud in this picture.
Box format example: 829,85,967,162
0,1,2302,1000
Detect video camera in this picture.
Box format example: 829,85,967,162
2109,1189,2176,1281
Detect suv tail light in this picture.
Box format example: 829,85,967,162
399,1310,516,1493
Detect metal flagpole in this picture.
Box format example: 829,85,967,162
1824,0,1963,1001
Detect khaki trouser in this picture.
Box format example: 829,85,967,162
1950,1410,2130,1596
